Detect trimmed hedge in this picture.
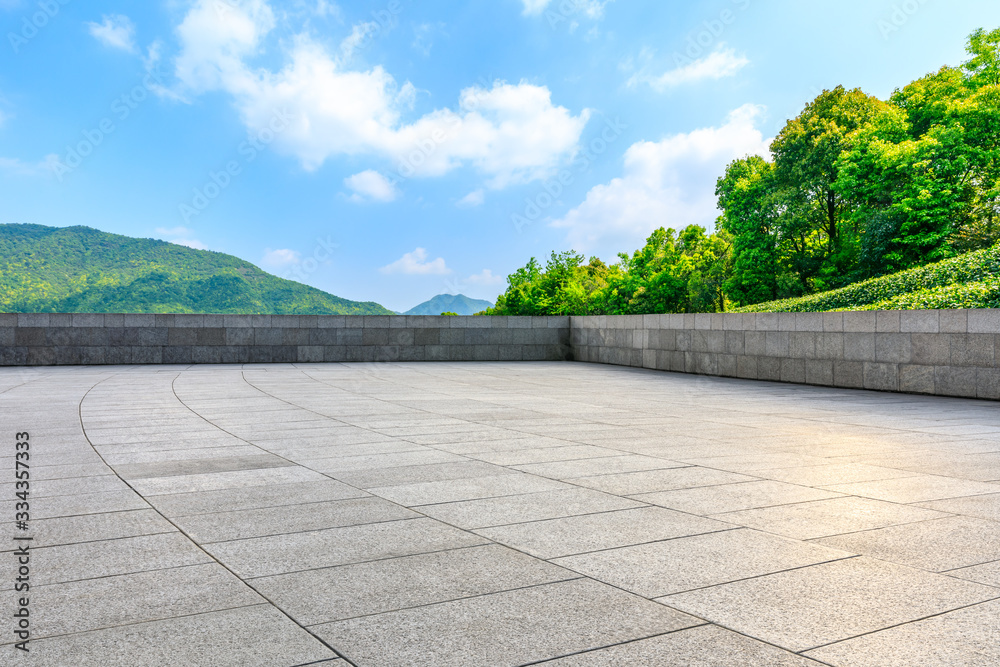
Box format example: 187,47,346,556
734,245,1000,313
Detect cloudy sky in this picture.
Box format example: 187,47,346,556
1,0,998,311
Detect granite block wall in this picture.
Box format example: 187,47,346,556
0,314,572,366
571,310,1000,401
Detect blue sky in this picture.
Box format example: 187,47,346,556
1,0,998,312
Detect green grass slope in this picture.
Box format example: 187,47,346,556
403,293,494,316
734,244,1000,313
0,224,392,315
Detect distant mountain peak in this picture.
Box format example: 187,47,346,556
403,293,494,316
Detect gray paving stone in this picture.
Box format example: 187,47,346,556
19,509,175,549
575,466,757,496
113,454,294,480
816,516,1000,572
9,489,151,520
313,578,699,667
332,460,513,488
637,480,842,515
20,605,338,666
206,517,488,578
512,454,686,479
416,487,645,529
946,559,1000,587
805,599,1000,667
371,473,569,506
147,478,366,517
128,465,329,496
824,475,1000,503
759,462,917,487
469,444,623,466
26,563,262,640
253,544,572,625
475,507,731,559
173,497,419,542
542,624,825,666
554,528,851,597
715,496,950,540
664,557,1000,652
30,533,213,586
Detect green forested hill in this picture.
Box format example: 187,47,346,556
404,294,494,316
0,224,392,315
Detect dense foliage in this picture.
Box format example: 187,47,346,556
489,29,1000,315
734,243,1000,312
0,224,392,315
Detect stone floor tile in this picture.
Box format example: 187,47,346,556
205,517,487,578
541,624,826,666
637,480,842,515
370,473,569,506
758,462,917,487
572,467,757,496
664,557,999,652
332,460,513,489
475,507,731,559
148,479,366,517
18,605,338,666
313,578,699,667
512,454,687,479
824,475,1000,503
128,465,329,496
553,528,852,597
173,497,419,542
716,496,951,540
253,544,572,625
946,560,1000,587
805,599,1000,666
918,492,1000,522
112,454,293,480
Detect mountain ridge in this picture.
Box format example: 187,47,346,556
403,293,494,316
0,224,392,315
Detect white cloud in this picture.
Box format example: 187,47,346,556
87,14,136,52
261,248,301,267
167,0,589,187
456,189,484,208
345,169,399,203
170,238,209,250
0,154,61,176
466,269,503,286
552,104,771,255
380,248,450,275
154,226,208,250
629,46,749,91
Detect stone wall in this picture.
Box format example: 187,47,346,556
0,314,571,365
571,310,1000,400
4,309,1000,400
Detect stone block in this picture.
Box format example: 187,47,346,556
26,346,56,365
935,366,978,398
322,346,348,362
899,364,935,394
124,314,155,327
757,312,779,331
162,347,193,364
758,357,781,381
49,313,73,326
795,312,823,332
363,316,390,328
373,346,401,362
317,315,346,328
900,310,939,333
464,329,491,345
131,347,162,364
219,346,251,364
744,331,765,356
103,313,124,327
815,333,844,360
0,327,13,346
843,333,875,361
191,347,223,364
969,309,1000,333
823,311,844,332
253,328,283,346
789,332,816,359
951,334,994,366
499,346,523,361
0,313,16,327
875,311,900,333
338,328,363,346
805,360,834,386
281,329,310,346
875,333,912,364
694,313,712,330
196,328,226,346
725,331,744,356
15,327,45,346
863,362,898,392
473,345,500,361
764,331,789,357
939,309,967,333
778,312,796,332
843,311,876,333
72,313,104,327
174,314,205,328
976,368,1000,400
717,354,737,377
297,346,324,363
154,314,175,327
203,315,225,327
780,358,806,384
223,314,253,328
440,329,465,345
362,328,390,346
834,360,864,388
736,355,758,379
910,334,951,366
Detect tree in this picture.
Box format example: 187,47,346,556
964,27,1000,88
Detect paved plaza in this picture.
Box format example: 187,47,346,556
3,361,1000,666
